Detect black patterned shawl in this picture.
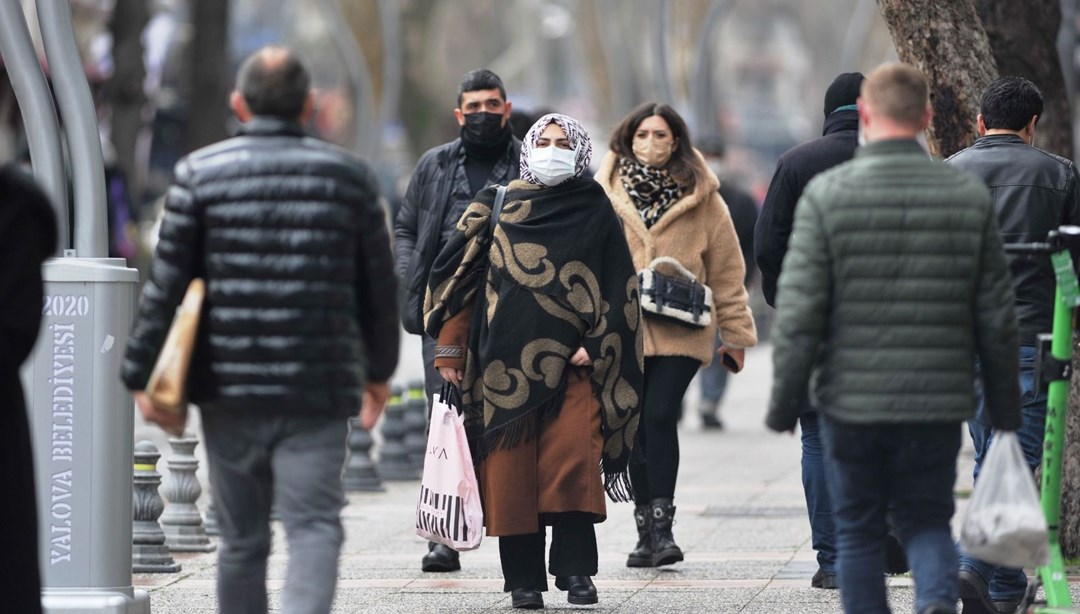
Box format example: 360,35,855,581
424,176,644,501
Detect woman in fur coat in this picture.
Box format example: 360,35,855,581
425,113,644,610
596,103,757,568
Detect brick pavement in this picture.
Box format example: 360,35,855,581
134,341,1080,612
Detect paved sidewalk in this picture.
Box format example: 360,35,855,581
134,342,1080,612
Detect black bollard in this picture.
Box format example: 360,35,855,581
377,384,419,480
343,415,385,492
403,380,428,472
132,441,181,573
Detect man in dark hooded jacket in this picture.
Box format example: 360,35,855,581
0,166,58,614
754,72,863,589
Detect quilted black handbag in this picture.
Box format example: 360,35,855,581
638,257,712,329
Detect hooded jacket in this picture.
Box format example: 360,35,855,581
755,110,859,306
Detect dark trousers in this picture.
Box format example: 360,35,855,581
629,356,700,505
800,411,837,572
499,512,598,591
821,417,961,614
202,411,348,614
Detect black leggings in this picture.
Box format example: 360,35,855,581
630,356,701,505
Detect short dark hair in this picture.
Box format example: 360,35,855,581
456,69,506,108
980,76,1044,131
609,102,705,192
236,46,311,119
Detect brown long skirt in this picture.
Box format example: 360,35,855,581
478,366,607,536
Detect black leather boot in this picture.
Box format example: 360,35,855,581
626,504,654,567
649,498,684,567
555,575,598,605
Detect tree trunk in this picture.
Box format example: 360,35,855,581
976,0,1072,159
183,0,230,153
106,0,149,203
980,0,1080,558
1064,333,1080,558
875,0,997,157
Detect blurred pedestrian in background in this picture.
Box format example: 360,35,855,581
122,46,399,614
767,62,1021,614
0,166,57,614
596,102,757,569
695,136,758,431
393,68,522,573
425,113,643,609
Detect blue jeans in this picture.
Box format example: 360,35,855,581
959,345,1046,602
821,417,962,614
698,336,728,411
202,411,348,614
801,412,837,572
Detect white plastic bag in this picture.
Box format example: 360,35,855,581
960,431,1049,568
414,384,483,551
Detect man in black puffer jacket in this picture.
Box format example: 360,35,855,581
947,76,1080,614
121,47,399,614
393,68,521,573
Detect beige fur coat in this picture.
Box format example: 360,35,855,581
595,150,757,365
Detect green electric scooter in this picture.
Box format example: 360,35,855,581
1004,226,1080,614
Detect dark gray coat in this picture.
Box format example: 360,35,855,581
767,140,1021,431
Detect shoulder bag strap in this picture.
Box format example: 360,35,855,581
488,185,509,241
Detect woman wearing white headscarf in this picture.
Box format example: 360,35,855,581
425,114,643,609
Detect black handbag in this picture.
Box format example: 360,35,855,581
638,257,713,329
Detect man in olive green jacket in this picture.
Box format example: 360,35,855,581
766,63,1021,614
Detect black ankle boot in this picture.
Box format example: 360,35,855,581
649,498,684,567
626,504,654,567
555,576,598,605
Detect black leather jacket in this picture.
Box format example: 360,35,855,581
948,134,1080,343
393,137,521,334
121,117,400,416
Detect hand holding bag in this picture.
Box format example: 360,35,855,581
638,256,713,329
415,383,484,551
145,278,204,425
960,431,1049,568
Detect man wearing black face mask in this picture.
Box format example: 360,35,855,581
393,68,521,573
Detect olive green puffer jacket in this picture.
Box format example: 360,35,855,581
767,139,1021,431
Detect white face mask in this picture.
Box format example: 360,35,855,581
529,145,577,186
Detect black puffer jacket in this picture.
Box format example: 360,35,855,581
121,117,400,417
394,137,521,334
947,134,1080,344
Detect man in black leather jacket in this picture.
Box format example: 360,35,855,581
393,68,521,573
122,47,399,614
948,76,1080,614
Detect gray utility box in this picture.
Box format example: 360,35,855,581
21,258,150,613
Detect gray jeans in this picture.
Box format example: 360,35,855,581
202,411,348,614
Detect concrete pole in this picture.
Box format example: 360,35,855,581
0,0,68,252
36,0,107,258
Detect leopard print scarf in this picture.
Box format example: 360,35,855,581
618,156,682,228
